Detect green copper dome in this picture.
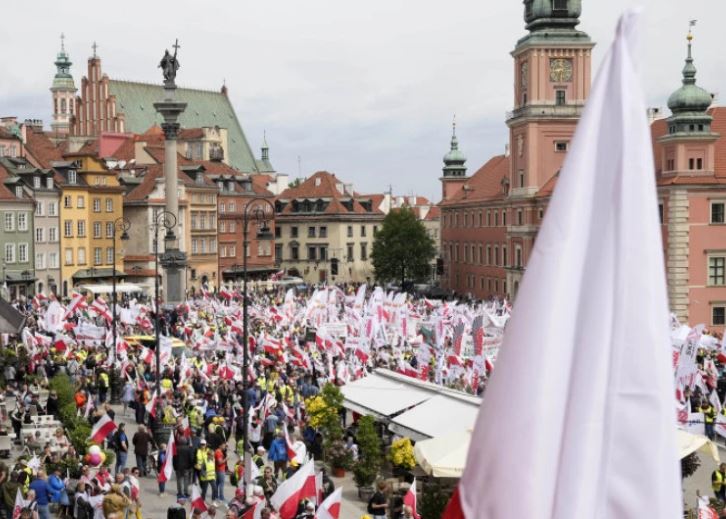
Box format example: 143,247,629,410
443,134,466,165
524,0,582,32
667,39,712,114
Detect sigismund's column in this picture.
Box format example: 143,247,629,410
154,42,187,305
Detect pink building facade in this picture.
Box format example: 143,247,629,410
440,1,726,330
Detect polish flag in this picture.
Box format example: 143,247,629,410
89,413,117,444
240,500,264,519
190,484,207,512
11,488,27,519
403,479,420,519
269,460,316,519
443,12,680,519
157,431,175,483
698,496,718,519
316,487,342,519
145,391,159,418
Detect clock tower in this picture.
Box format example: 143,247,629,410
507,0,594,196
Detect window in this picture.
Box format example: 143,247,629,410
502,246,508,267
93,248,102,265
93,198,101,212
210,239,217,254
502,211,507,226
697,158,703,170
711,202,725,224
219,203,225,214
478,213,482,227
200,238,206,254
63,196,72,208
517,209,523,226
48,202,57,216
228,202,235,212
714,306,726,326
291,226,298,238
689,158,695,170
35,203,43,217
18,243,27,263
227,244,235,256
361,226,367,237
518,170,525,187
373,225,378,235
308,227,316,238
17,213,27,232
347,226,353,238
33,177,41,189
15,187,22,199
77,196,85,208
347,244,354,262
360,243,368,261
4,244,14,263
64,220,72,237
219,221,226,233
191,213,198,230
77,247,86,265
46,177,53,190
48,252,58,269
486,211,491,227
229,221,236,233
3,213,13,232
308,246,316,261
35,228,44,242
77,220,86,237
464,245,469,263
106,247,114,264
494,212,499,226
553,0,568,11
106,198,113,212
538,208,544,220
291,246,299,260
555,141,568,152
658,203,664,224
93,222,101,239
319,226,327,238
105,222,113,238
494,246,499,266
487,245,492,265
49,227,58,242
192,239,198,254
709,256,726,286
200,213,207,230
555,90,566,106
67,170,76,184
64,248,73,265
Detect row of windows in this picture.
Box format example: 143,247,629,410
62,196,114,212
443,208,542,229
3,243,29,263
191,193,217,205
190,238,218,255
63,247,115,266
285,243,368,262
31,177,55,190
35,201,58,217
3,212,29,232
283,225,377,239
190,212,218,231
446,242,524,268
34,227,59,243
456,273,507,295
35,252,59,270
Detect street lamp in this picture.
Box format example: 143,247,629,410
240,197,274,486
152,210,176,419
110,217,130,403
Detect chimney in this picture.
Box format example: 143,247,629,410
23,119,43,132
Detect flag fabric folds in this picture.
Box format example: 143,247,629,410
444,10,681,519
89,413,117,444
269,460,316,519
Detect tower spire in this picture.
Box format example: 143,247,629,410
60,33,65,53
261,131,270,162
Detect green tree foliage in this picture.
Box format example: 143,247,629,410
372,208,436,286
353,416,382,487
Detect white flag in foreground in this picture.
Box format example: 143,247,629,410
444,10,680,519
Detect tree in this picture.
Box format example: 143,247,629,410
372,208,436,287
353,416,382,488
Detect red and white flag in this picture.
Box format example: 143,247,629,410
157,431,175,483
89,413,117,444
63,291,86,319
443,12,680,519
11,489,26,519
269,459,316,519
316,487,342,519
698,496,718,519
145,391,159,418
240,499,264,519
403,479,420,519
190,484,207,512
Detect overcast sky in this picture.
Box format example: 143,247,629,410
1,0,724,200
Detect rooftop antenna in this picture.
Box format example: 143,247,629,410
92,41,98,58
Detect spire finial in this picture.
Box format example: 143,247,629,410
60,33,65,52
452,114,456,136
92,41,98,58
687,20,696,58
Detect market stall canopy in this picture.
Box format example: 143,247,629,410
678,429,720,463
340,372,432,419
414,429,472,478
388,393,480,441
78,283,145,294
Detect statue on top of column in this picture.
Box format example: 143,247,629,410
159,39,180,88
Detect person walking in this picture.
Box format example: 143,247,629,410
213,443,227,504
132,425,154,477
113,423,129,475
173,437,194,499
195,439,216,502
28,470,51,519
268,431,288,480
713,463,726,502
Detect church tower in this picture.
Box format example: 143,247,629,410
507,0,594,196
50,34,77,136
440,120,468,202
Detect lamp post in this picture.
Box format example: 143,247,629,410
240,197,274,485
152,210,176,417
110,217,130,403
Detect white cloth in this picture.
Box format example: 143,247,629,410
456,10,681,519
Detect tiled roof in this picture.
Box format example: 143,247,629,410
0,128,19,140
0,163,23,201
439,155,510,206
424,205,441,221
24,129,64,168
107,80,269,173
278,171,345,199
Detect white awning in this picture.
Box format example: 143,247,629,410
388,394,480,441
78,283,145,294
341,373,432,419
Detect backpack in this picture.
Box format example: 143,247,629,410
111,430,123,451
75,497,94,519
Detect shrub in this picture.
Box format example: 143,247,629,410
353,416,382,487
389,437,416,470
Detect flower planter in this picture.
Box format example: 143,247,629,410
332,466,346,478
358,485,375,502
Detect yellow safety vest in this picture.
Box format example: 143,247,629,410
99,372,109,388
704,406,716,424
713,470,724,493
196,449,215,481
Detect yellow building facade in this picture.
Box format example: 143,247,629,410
57,154,125,297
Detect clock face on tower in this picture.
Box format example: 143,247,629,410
549,58,573,83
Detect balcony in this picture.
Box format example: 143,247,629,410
506,104,582,122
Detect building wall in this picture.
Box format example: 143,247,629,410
0,201,35,298
32,192,61,295
187,187,218,291
276,218,382,284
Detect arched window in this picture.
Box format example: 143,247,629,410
61,99,67,114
